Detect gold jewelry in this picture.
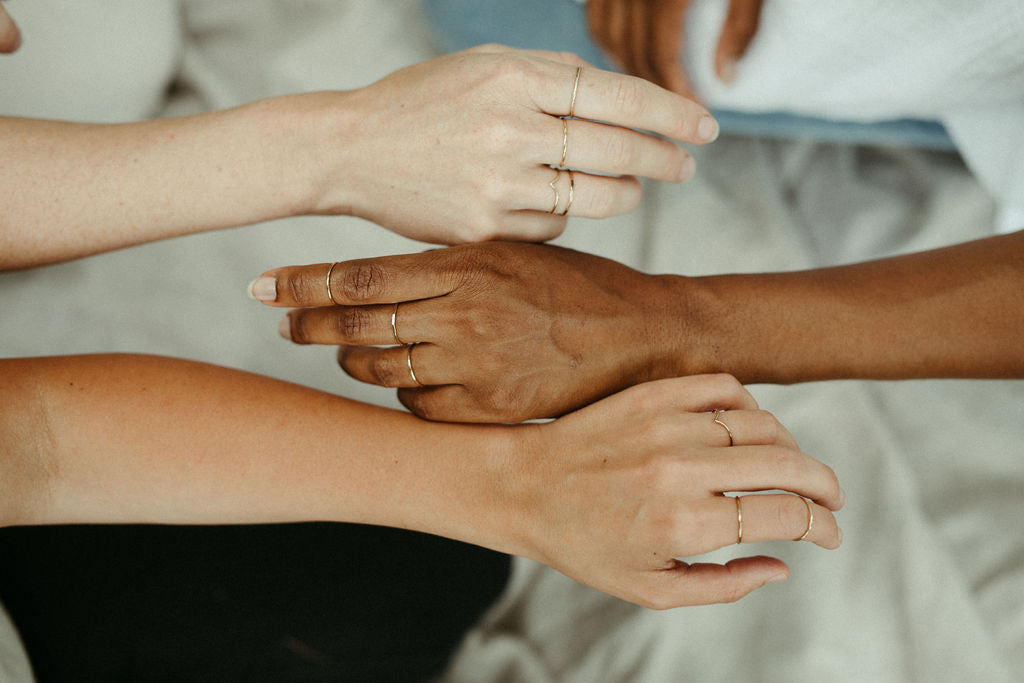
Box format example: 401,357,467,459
406,343,423,387
712,409,734,446
548,169,561,214
735,496,743,544
568,65,582,117
796,497,814,541
559,118,568,167
560,170,575,216
391,302,406,345
326,262,341,305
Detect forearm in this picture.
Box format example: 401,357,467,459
0,354,521,553
664,231,1024,382
0,93,354,269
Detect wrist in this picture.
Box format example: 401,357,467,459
248,91,363,219
644,273,722,380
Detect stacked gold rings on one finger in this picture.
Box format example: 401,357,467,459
326,262,342,305
712,409,734,446
392,302,421,386
735,496,743,545
795,496,814,541
391,302,406,345
406,343,423,387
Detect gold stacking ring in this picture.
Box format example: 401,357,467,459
795,497,814,541
391,302,406,346
568,65,582,117
548,169,561,213
406,343,423,387
735,496,743,545
560,170,575,216
712,409,734,446
326,262,341,305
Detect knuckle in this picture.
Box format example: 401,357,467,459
370,355,401,387
719,584,748,604
778,496,807,531
611,78,645,120
336,307,375,342
398,389,432,419
341,262,388,302
753,410,784,443
604,132,634,169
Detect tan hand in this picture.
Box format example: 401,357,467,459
312,44,718,245
509,374,844,608
586,0,765,99
251,242,680,422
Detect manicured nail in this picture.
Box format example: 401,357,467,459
278,316,292,340
697,114,719,143
766,572,788,585
719,58,737,84
248,276,277,301
679,155,696,181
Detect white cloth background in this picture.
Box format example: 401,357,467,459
681,0,1024,228
1,2,1021,681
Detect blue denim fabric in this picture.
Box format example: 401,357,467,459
422,0,954,150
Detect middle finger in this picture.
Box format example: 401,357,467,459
283,300,437,347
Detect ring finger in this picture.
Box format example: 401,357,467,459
283,299,438,347
545,117,695,182
524,167,642,217
337,343,452,388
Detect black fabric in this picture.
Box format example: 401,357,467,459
0,523,510,682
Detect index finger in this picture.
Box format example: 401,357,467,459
532,60,718,145
248,252,456,307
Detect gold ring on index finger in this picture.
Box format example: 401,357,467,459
326,262,341,305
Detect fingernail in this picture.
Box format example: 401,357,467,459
278,316,292,341
719,58,737,84
837,527,843,546
766,572,788,585
697,114,719,143
839,487,847,509
679,155,696,181
248,277,277,302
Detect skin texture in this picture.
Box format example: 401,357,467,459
0,42,717,269
586,0,765,100
0,356,842,609
256,232,1024,423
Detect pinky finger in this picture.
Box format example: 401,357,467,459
524,170,643,219
642,556,789,609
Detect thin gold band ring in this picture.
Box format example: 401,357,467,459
712,409,734,446
548,169,561,213
326,262,341,305
796,497,814,541
406,343,423,387
560,170,575,216
568,65,582,117
735,496,743,545
391,302,406,345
